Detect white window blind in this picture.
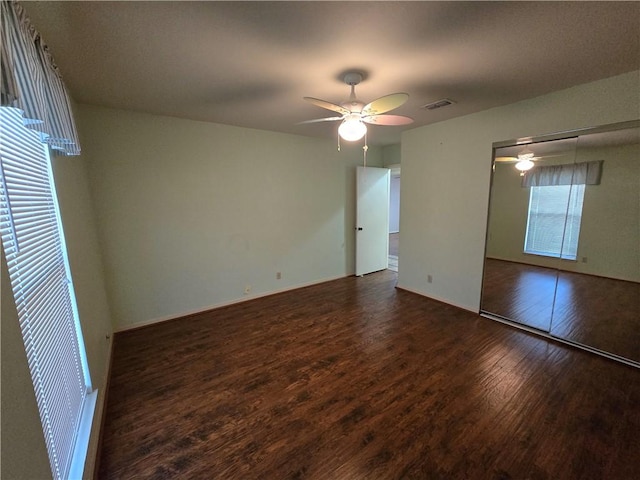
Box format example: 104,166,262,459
524,184,585,260
0,107,91,480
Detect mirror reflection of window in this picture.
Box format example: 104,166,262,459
524,184,585,260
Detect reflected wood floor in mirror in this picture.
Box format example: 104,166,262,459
98,270,640,479
481,259,557,331
482,258,640,362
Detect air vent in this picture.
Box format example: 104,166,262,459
421,98,455,110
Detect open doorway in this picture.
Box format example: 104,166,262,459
388,165,400,272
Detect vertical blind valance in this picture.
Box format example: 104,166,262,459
0,0,80,156
522,160,604,187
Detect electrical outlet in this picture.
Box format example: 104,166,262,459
244,285,251,295
427,274,433,283
581,256,588,263
276,272,282,280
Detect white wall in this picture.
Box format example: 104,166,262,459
399,70,640,311
77,105,382,330
383,144,402,234
389,176,401,233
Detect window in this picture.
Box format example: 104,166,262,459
524,184,585,260
0,107,92,480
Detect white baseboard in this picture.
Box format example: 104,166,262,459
395,284,479,313
114,274,350,333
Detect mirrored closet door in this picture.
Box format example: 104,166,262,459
481,120,640,366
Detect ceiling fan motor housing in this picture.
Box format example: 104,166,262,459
344,72,363,86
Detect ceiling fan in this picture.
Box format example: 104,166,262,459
495,148,566,175
300,72,413,144
495,148,538,174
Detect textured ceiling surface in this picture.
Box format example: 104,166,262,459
22,1,640,146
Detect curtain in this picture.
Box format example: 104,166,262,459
0,5,18,106
0,0,80,155
522,160,603,187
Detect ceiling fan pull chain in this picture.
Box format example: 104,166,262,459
363,133,368,168
337,131,341,151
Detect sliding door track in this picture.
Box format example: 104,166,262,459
480,312,640,369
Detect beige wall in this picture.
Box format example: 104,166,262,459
52,155,114,391
382,143,401,166
487,143,639,282
399,70,640,311
577,143,639,281
76,105,382,330
50,153,114,476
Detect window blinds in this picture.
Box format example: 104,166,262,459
0,106,89,480
524,184,585,260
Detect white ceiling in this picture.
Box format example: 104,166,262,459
22,1,640,146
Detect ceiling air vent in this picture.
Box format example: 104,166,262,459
421,98,455,110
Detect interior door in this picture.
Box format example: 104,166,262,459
356,166,390,276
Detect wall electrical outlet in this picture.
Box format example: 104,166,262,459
427,274,433,283
244,285,251,295
276,272,282,280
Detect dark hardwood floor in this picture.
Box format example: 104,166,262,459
553,270,640,361
98,270,640,479
481,258,640,363
481,259,558,331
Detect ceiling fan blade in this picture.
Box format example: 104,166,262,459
297,116,343,125
494,156,518,163
362,114,414,126
303,97,350,115
536,153,568,158
362,93,409,116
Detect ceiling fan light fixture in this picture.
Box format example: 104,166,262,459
338,114,367,141
515,159,534,172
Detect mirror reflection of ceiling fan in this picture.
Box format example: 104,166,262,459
300,72,413,145
495,148,565,175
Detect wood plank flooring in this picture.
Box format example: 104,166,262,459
481,258,640,363
98,270,640,479
553,270,640,361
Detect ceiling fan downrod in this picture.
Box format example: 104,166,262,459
343,73,364,109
